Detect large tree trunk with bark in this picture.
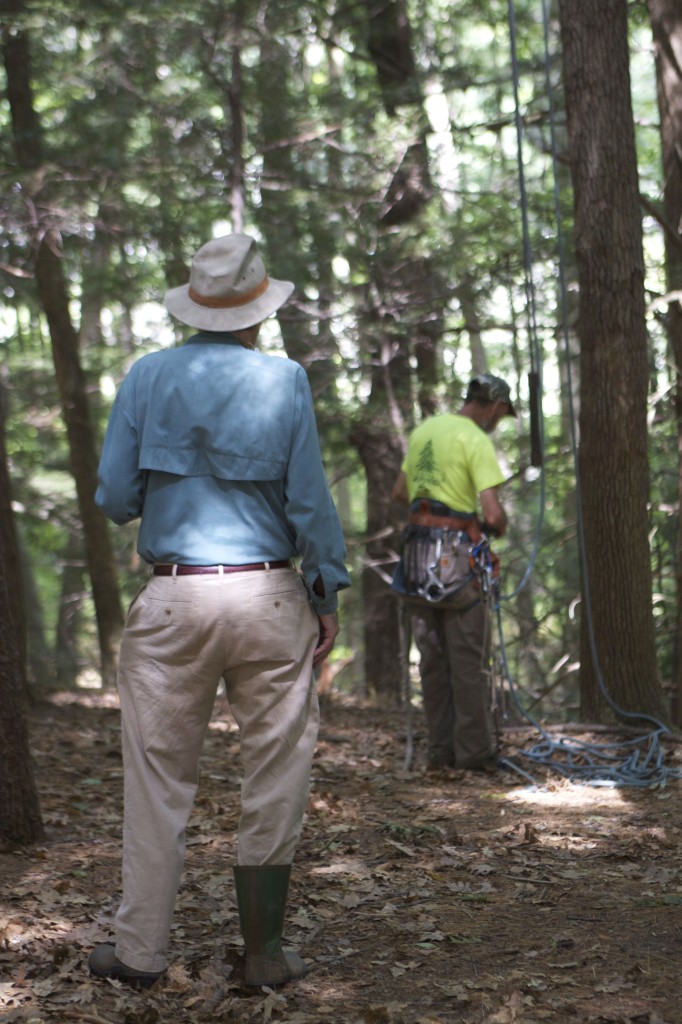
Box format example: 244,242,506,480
350,425,405,699
648,0,682,726
0,408,45,847
344,0,440,701
350,320,412,701
0,570,45,847
559,0,670,723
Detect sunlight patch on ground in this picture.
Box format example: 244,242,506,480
50,689,120,709
309,857,372,879
506,782,631,810
75,668,103,689
207,718,239,734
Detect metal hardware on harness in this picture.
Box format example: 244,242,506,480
417,531,448,602
470,541,494,599
415,529,486,604
415,533,496,605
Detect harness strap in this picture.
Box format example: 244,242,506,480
408,505,483,542
405,497,481,544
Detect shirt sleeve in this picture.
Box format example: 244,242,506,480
469,433,505,495
95,378,147,525
283,368,351,614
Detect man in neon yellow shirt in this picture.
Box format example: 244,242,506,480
391,374,514,771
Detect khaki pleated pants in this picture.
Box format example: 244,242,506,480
112,567,320,973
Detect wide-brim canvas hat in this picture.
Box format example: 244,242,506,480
164,234,295,331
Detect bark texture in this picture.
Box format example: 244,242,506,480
559,0,669,722
649,0,682,726
0,409,44,846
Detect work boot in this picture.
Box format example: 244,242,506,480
88,942,163,989
233,864,307,987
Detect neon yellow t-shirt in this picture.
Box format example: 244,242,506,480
402,414,505,514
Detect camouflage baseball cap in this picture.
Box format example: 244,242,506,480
466,373,516,416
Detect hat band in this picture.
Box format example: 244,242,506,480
188,276,269,309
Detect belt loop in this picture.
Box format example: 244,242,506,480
264,561,271,572
171,564,178,583
218,564,224,576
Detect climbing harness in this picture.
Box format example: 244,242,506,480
392,498,498,611
397,524,496,610
396,531,502,771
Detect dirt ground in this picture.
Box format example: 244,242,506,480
2,690,682,1024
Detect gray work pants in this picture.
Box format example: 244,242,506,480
411,600,496,769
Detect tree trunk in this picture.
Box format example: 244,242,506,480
0,570,45,847
350,242,450,702
34,235,124,687
254,28,339,381
0,377,27,676
648,0,682,726
19,531,54,691
1,8,124,686
350,377,408,701
227,43,245,234
559,0,670,723
55,529,86,687
455,273,489,379
364,0,422,115
0,403,45,846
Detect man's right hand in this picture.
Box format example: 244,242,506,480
313,612,339,667
479,486,508,537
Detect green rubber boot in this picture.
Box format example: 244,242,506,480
233,864,307,987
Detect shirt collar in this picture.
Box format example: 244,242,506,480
185,331,242,346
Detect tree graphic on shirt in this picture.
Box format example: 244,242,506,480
414,439,437,494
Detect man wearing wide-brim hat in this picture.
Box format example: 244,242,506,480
89,234,351,989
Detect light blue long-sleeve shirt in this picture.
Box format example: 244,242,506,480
95,332,350,614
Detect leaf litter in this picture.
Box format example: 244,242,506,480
1,691,681,1023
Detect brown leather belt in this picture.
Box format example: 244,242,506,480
151,560,291,576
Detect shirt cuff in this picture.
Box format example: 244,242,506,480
309,592,339,615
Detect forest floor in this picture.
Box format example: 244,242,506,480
2,690,682,1024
